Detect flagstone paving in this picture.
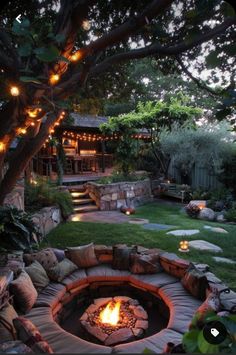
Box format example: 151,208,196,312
166,229,200,236
189,240,223,253
142,223,176,231
212,256,235,264
203,225,228,234
70,211,130,223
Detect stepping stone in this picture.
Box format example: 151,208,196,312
143,223,176,231
166,229,200,236
128,218,149,225
212,257,235,264
189,240,223,253
208,227,228,234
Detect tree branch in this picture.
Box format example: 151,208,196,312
89,16,236,76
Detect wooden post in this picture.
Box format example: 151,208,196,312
101,139,105,173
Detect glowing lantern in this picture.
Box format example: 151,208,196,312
10,86,20,96
179,240,189,253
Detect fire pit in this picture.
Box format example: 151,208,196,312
80,296,148,346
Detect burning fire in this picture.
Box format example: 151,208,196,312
99,301,121,326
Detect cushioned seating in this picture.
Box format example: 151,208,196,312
34,283,66,309
130,272,179,292
113,328,182,353
158,282,202,333
60,269,87,291
86,265,130,282
25,307,112,353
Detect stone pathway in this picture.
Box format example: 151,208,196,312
189,240,223,253
143,223,176,231
70,211,130,223
203,225,228,234
128,218,149,225
212,257,235,264
166,229,200,236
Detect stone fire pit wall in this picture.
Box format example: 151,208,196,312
86,179,152,211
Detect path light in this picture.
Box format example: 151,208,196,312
10,86,20,96
179,240,189,253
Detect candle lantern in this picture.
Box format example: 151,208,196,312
179,240,189,253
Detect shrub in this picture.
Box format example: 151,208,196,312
97,171,148,184
25,180,73,220
224,207,236,223
185,204,200,218
207,188,233,211
0,205,41,251
191,188,212,200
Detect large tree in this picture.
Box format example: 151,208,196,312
0,0,235,203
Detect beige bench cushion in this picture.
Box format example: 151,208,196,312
34,283,66,309
61,269,87,291
130,273,178,292
158,282,202,334
86,265,130,282
25,307,111,353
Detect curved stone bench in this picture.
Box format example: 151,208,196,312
25,264,202,353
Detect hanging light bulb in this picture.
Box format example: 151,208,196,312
49,74,60,85
10,86,20,96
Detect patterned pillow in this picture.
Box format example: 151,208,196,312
0,340,32,353
0,303,18,341
9,270,38,313
13,317,53,353
112,244,137,270
130,252,162,274
23,248,58,271
47,258,77,282
65,243,99,268
25,260,50,291
181,263,209,300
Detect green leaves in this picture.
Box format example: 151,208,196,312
18,42,32,57
34,45,60,62
198,330,219,353
19,76,42,84
206,51,222,68
182,330,199,353
12,18,30,36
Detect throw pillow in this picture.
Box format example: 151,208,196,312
13,317,53,353
112,244,137,270
23,248,58,271
25,260,50,292
9,270,38,313
47,258,77,282
130,252,162,274
51,248,65,262
65,243,99,268
0,340,32,353
181,263,209,300
0,303,18,341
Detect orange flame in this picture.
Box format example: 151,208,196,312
100,301,121,326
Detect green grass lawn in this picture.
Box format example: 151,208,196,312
44,201,236,290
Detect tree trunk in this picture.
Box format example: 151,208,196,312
0,114,56,205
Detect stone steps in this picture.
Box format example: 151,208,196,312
71,191,89,199
73,205,99,213
73,198,94,206
67,185,86,193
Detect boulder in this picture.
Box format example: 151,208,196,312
199,207,215,221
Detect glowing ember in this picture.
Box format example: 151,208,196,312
100,301,121,326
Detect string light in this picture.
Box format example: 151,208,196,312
30,122,35,126
49,74,60,85
19,128,27,134
10,86,20,96
26,107,42,118
82,20,91,31
70,51,82,62
0,141,5,152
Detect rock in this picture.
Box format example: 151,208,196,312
193,263,210,272
93,297,112,308
129,299,139,306
216,214,226,222
189,200,206,208
209,227,228,234
132,328,143,337
85,304,98,313
166,229,200,236
133,305,148,320
113,296,132,303
189,240,223,253
199,208,215,221
104,328,133,346
81,322,108,342
212,257,236,264
135,320,148,330
128,218,149,225
80,312,88,321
